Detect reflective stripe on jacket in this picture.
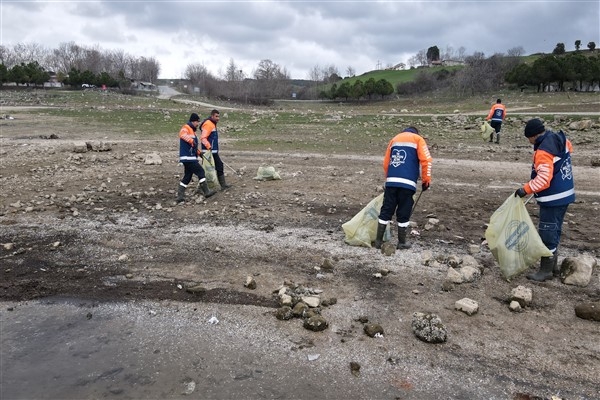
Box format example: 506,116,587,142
524,130,575,206
486,104,506,122
383,131,432,192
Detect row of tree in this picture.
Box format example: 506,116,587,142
506,53,600,92
1,40,599,99
0,42,159,83
0,61,126,88
318,78,394,100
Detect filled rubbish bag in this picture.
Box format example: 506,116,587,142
253,166,281,181
485,194,553,280
201,153,219,190
342,193,392,247
481,121,495,141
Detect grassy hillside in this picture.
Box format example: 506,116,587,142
324,65,464,90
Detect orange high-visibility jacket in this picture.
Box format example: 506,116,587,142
383,130,432,191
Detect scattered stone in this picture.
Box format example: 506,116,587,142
509,301,522,312
446,267,464,284
118,254,129,262
275,306,294,321
185,285,206,294
441,280,454,292
72,141,88,153
467,244,480,255
2,243,15,250
307,354,320,361
373,272,383,279
455,298,479,315
510,285,533,307
350,362,361,377
560,255,596,287
421,250,434,265
446,254,461,268
411,312,448,343
244,276,257,290
87,140,112,152
381,242,396,256
460,265,481,283
303,315,328,331
321,258,334,271
379,268,390,276
301,295,320,308
363,323,384,337
279,294,292,306
574,302,600,321
292,302,309,317
144,153,162,165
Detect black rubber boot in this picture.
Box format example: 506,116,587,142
373,222,386,249
199,181,216,198
218,174,231,190
488,132,494,143
526,255,555,282
495,134,500,144
397,227,412,250
552,252,560,277
176,184,186,203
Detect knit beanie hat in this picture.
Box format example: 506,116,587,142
189,113,200,122
403,127,419,134
524,118,545,137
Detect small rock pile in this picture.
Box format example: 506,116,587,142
273,281,337,332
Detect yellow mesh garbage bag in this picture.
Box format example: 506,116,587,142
201,152,219,190
481,121,495,141
342,193,392,247
485,194,553,280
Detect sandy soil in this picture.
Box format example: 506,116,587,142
1,96,599,400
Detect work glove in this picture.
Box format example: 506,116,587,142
422,182,430,191
514,187,526,198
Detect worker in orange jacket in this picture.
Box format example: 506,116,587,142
177,113,216,203
486,98,506,144
514,118,575,281
374,127,432,250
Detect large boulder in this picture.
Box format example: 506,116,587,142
560,255,597,287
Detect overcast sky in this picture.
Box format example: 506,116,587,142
1,1,599,79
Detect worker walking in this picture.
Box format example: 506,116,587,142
374,127,432,250
200,109,232,190
177,113,216,203
486,98,506,144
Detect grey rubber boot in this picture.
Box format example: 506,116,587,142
218,174,231,190
373,222,386,249
526,255,555,282
176,184,186,203
199,181,216,198
396,227,412,250
495,134,500,144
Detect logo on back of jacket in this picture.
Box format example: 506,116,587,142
560,158,573,181
391,149,407,167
